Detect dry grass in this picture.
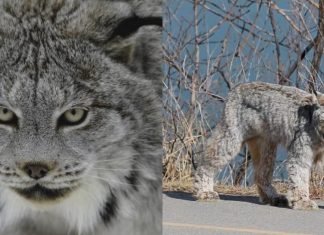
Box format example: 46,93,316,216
215,183,324,200
163,179,194,193
163,179,324,200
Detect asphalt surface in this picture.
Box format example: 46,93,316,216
163,192,324,235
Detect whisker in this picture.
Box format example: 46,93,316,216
86,175,137,187
92,157,133,163
49,157,133,168
90,168,141,171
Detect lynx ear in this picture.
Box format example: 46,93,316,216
103,16,162,68
102,16,163,94
61,0,162,91
305,91,324,107
104,38,136,65
301,93,318,107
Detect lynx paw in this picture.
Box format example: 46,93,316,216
290,199,318,210
195,191,219,201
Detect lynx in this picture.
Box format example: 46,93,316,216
195,82,324,210
0,0,162,235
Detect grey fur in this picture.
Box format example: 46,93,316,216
0,0,162,234
195,82,324,210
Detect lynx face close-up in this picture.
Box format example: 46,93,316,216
0,1,162,235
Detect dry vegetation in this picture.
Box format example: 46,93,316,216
163,0,324,198
163,179,324,200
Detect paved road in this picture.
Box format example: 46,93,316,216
163,192,324,235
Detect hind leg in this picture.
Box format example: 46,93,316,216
194,126,243,201
248,138,288,206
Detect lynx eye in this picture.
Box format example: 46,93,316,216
58,108,88,127
0,107,17,125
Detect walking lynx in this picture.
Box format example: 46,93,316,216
195,82,324,210
0,0,162,235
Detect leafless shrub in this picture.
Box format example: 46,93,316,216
163,0,324,192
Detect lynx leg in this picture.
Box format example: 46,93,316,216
248,139,288,207
286,141,318,210
194,165,219,201
194,125,243,201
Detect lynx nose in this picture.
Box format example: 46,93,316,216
23,163,50,180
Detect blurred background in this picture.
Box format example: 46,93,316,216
162,0,324,198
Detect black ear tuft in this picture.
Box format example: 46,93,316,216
110,15,163,39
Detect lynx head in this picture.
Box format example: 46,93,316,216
310,92,324,139
0,0,161,221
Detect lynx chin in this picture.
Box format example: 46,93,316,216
0,0,163,235
195,82,324,210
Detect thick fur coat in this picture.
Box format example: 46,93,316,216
0,0,163,234
195,82,324,210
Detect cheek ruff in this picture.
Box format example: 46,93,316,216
0,177,114,234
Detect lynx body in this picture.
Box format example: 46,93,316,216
195,82,324,210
